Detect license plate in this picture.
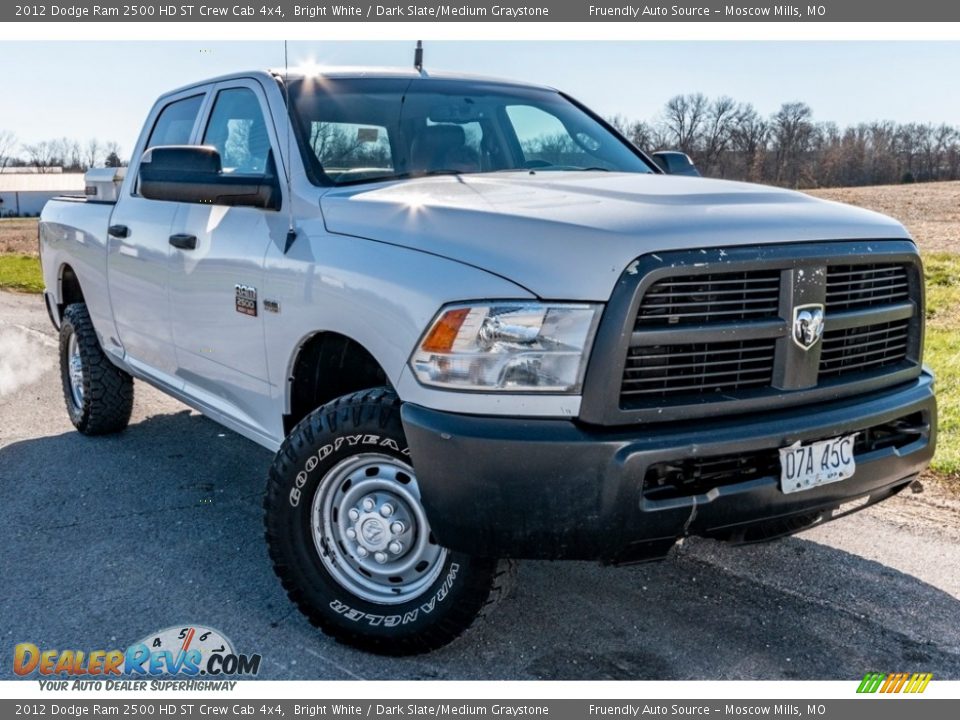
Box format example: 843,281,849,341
779,433,858,495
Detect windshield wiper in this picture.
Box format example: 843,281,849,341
495,165,612,173
391,169,465,180
537,165,612,172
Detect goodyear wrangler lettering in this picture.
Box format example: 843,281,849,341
290,434,407,507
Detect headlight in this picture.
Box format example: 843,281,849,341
410,303,602,392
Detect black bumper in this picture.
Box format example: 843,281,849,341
401,372,936,563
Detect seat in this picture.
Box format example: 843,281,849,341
409,125,479,174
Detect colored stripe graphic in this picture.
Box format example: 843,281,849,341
857,672,932,693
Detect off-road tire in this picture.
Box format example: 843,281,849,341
264,387,511,655
59,303,134,435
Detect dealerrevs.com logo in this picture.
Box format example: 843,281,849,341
13,626,261,691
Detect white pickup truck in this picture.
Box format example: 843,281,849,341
40,66,935,655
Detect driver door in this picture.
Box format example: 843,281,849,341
166,80,287,440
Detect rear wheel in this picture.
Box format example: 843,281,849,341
59,303,134,435
264,387,512,655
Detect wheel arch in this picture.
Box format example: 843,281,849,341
57,263,85,319
284,330,392,435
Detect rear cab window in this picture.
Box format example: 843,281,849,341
146,94,205,148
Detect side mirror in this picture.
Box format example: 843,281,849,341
138,145,281,210
651,151,700,177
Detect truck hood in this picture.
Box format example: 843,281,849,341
320,172,911,300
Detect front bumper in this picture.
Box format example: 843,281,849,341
401,372,936,563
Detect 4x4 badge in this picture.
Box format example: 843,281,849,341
792,303,825,350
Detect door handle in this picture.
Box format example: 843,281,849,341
169,233,198,250
108,224,130,239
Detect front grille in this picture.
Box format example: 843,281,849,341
643,453,779,501
637,271,780,325
622,339,775,399
819,319,911,378
826,264,910,311
580,242,924,425
642,412,926,501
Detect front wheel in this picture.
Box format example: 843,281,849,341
264,388,511,655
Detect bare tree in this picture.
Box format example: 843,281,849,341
0,130,17,171
23,141,58,172
728,104,768,182
56,137,82,171
771,102,814,186
606,114,632,137
700,96,739,176
85,138,102,170
607,115,659,151
662,93,708,156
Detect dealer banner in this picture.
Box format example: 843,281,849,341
5,0,960,23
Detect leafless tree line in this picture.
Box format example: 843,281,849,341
609,94,960,188
5,96,958,189
0,131,124,173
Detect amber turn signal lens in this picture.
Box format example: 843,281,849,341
421,308,471,352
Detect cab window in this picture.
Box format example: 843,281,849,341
146,94,204,148
203,88,273,174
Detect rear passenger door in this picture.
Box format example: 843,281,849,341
166,80,286,439
108,90,207,382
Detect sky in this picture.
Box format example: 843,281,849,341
2,40,959,158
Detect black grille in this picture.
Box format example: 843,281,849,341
643,453,780,501
642,412,926,501
602,243,923,420
637,270,781,326
826,264,910,312
622,339,776,399
819,319,911,378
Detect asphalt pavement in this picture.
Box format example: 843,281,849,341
2,289,959,680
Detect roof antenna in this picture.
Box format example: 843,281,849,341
414,40,425,75
282,39,298,254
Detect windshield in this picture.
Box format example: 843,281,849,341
287,76,655,186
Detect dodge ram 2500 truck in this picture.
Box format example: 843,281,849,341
40,67,936,655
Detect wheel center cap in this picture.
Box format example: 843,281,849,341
360,518,386,546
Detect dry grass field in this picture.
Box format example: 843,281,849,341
0,218,38,255
809,181,960,255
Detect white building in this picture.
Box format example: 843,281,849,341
0,172,85,217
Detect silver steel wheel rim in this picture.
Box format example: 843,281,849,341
311,453,447,605
67,332,84,408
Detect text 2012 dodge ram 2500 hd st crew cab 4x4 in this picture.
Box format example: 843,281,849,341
40,67,936,655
